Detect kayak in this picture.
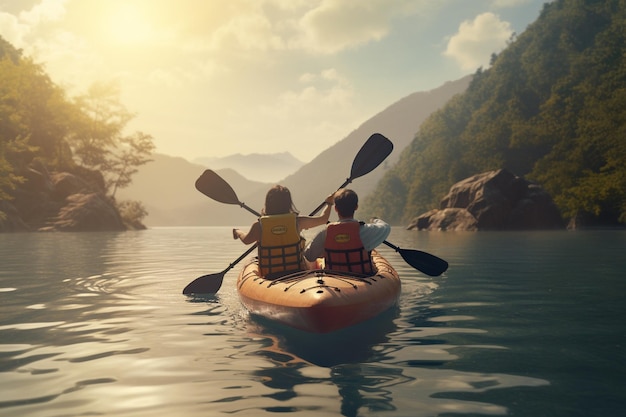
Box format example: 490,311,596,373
236,250,401,333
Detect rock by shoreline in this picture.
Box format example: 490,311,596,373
408,169,564,231
0,164,141,233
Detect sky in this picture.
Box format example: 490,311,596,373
0,0,549,163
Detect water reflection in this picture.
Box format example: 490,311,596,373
242,311,401,416
226,289,549,417
248,307,399,367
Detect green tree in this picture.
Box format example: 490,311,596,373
0,56,75,170
69,81,154,197
105,131,155,198
1,57,48,202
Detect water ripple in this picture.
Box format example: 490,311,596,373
1,228,623,416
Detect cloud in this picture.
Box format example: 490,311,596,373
0,0,70,57
0,11,28,47
262,68,353,117
144,59,226,90
294,0,423,54
443,12,513,71
19,0,66,25
0,0,66,48
210,13,286,51
491,0,532,8
0,0,94,92
179,0,425,55
172,0,423,55
239,67,361,158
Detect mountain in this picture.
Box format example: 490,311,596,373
116,153,270,226
193,152,304,183
246,76,472,219
120,76,470,226
363,0,626,227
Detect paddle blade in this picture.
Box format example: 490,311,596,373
350,133,393,180
182,271,225,295
398,248,449,277
195,170,240,205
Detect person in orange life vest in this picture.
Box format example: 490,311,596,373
233,185,335,277
303,188,391,274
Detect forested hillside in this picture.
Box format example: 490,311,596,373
0,37,154,231
363,0,626,227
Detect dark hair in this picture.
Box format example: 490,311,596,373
263,185,299,215
334,189,358,217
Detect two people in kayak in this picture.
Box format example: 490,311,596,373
232,185,390,277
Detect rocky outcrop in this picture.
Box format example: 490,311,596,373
410,208,479,231
39,193,126,232
1,164,129,232
408,169,564,231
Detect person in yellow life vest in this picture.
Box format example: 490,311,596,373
304,189,391,275
233,185,335,278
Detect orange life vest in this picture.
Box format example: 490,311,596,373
258,213,306,278
323,221,373,275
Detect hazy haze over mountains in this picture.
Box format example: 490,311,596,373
120,76,471,226
116,154,269,227
193,153,304,183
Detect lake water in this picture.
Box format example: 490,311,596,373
0,227,624,417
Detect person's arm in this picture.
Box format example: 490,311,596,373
360,219,391,251
297,193,335,230
233,221,260,245
304,229,327,262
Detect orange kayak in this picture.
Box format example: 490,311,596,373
236,251,401,333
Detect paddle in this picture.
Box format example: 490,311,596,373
382,241,448,276
182,244,256,295
194,170,261,217
183,133,394,295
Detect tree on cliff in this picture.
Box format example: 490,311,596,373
69,81,155,199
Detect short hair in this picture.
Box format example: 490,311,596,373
264,185,298,215
334,189,358,217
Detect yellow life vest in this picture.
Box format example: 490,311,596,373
258,213,305,278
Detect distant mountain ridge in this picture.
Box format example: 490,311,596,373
193,152,304,183
120,76,471,226
116,153,269,226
